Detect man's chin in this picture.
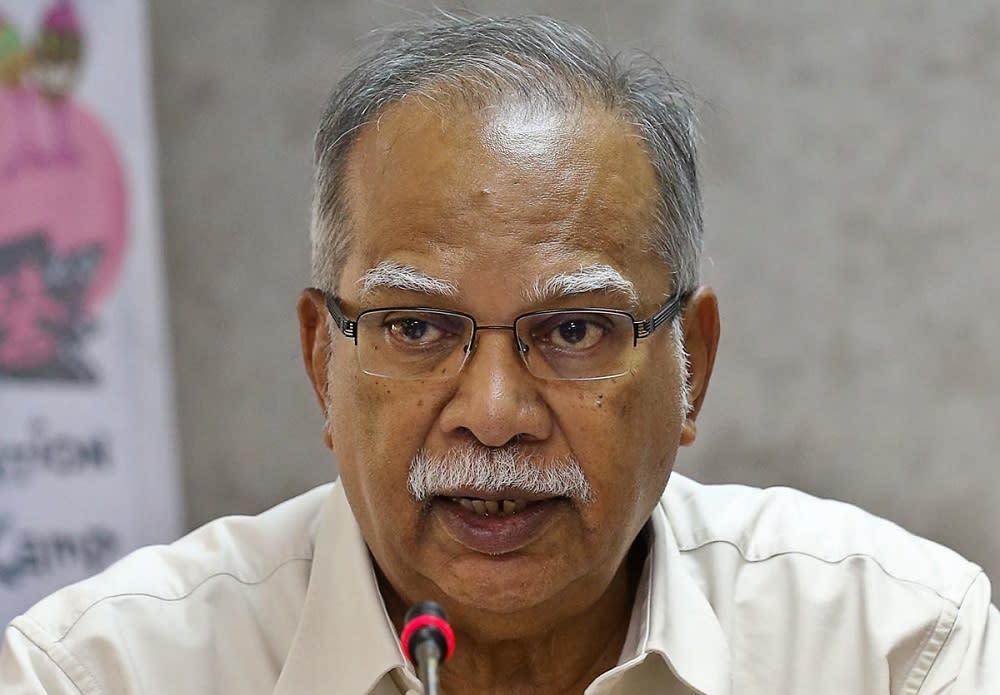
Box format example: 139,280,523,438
427,542,580,626
438,580,570,642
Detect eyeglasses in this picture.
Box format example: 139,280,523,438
322,290,689,381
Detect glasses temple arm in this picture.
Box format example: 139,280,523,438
323,292,358,340
633,290,690,344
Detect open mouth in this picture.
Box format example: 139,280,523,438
448,497,531,516
433,494,565,554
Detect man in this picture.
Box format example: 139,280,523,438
1,14,997,694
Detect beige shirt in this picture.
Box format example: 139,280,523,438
1,474,997,694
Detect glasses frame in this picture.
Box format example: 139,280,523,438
321,289,690,381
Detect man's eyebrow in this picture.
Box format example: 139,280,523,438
357,261,458,300
523,264,639,308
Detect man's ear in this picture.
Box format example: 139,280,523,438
298,288,334,449
678,286,720,447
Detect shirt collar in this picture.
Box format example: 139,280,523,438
273,483,412,695
275,476,731,695
633,492,732,695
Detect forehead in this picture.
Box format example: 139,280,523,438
340,95,663,297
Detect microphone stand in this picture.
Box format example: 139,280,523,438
401,601,455,695
413,639,443,695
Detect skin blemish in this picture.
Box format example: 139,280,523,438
472,188,493,208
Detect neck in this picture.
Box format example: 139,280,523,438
381,542,646,695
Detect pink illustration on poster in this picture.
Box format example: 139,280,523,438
0,0,182,629
0,0,127,382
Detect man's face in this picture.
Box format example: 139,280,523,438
302,96,715,637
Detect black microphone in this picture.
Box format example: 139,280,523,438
400,601,455,695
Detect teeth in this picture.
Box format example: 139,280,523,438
451,497,530,517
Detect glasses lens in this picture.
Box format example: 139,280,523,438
356,309,474,380
516,310,634,380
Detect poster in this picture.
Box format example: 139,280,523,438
0,0,181,627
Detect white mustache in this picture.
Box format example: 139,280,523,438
407,445,593,503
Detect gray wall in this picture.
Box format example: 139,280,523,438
152,1,1000,581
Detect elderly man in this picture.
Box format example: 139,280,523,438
2,14,997,695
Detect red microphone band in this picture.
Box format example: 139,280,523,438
401,614,456,661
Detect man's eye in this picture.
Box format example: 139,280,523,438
384,315,461,346
546,319,607,351
387,318,440,344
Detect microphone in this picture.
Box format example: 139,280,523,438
400,601,455,695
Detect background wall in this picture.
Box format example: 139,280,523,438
151,0,1000,581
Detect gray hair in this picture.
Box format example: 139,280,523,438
407,444,594,503
310,13,702,297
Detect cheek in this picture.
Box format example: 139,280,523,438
353,380,446,450
327,367,445,555
563,375,680,459
327,354,445,493
559,376,682,527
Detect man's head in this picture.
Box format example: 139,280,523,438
298,14,720,642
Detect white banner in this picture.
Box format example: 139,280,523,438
0,0,181,627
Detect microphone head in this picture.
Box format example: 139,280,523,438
401,600,456,664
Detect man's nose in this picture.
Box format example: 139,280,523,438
436,329,552,447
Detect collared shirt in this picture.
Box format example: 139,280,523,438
1,474,997,694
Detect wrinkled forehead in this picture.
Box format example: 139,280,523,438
339,95,665,302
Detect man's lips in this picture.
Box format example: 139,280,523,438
450,497,530,516
436,488,560,504
435,488,556,517
431,495,566,555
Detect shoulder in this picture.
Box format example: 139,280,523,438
661,474,982,604
10,482,332,648
660,474,992,690
2,484,334,694
662,472,982,604
658,474,1000,692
